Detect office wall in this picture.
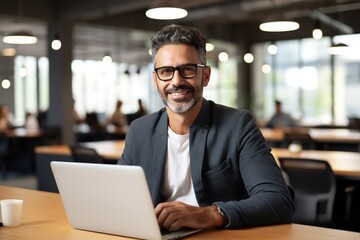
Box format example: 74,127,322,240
0,56,15,113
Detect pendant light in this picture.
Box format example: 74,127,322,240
2,0,38,45
312,20,323,40
102,52,112,64
3,31,38,45
51,33,62,50
327,42,350,55
259,21,299,32
145,1,187,20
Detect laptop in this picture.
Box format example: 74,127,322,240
50,161,201,240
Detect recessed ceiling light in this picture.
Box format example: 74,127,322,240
145,7,187,20
259,21,299,32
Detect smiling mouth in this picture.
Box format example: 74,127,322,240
165,86,194,96
167,90,192,102
165,86,194,101
168,90,190,96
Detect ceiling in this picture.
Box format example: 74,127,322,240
1,0,360,63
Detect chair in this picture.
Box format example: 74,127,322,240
348,117,360,130
283,129,315,149
279,157,336,226
0,133,17,179
85,112,105,133
0,133,10,179
69,145,104,164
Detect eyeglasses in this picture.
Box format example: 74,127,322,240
154,63,205,81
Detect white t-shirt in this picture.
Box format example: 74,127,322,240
161,127,199,207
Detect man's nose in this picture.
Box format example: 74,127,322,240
170,70,184,85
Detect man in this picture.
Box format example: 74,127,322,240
0,104,15,132
118,24,294,231
266,100,298,128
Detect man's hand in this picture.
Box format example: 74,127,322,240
155,201,226,232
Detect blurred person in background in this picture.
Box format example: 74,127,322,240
265,100,298,128
109,100,129,135
0,104,15,132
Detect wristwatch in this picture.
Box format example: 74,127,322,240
215,205,229,226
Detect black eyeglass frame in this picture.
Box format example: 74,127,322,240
154,63,205,81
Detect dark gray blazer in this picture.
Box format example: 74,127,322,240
118,99,294,228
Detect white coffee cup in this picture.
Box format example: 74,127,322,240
288,143,302,154
0,199,24,227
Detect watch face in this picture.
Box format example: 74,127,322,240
217,206,225,216
216,205,229,226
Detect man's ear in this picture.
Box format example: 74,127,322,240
202,65,211,87
152,71,159,91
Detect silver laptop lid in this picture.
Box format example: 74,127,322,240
51,161,162,240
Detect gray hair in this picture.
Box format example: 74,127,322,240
150,24,207,65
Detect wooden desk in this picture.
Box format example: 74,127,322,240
2,128,45,177
260,127,360,143
5,128,44,138
309,129,360,143
35,140,125,192
35,140,360,192
260,127,360,151
1,185,359,240
272,148,360,180
35,140,125,160
260,127,285,141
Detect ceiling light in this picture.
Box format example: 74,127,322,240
51,39,62,50
51,34,62,50
312,29,323,40
145,7,187,20
19,66,28,77
244,53,254,63
259,21,299,32
327,43,350,55
2,31,38,44
268,44,278,55
262,64,271,74
218,52,229,62
206,43,214,52
312,19,323,40
3,0,38,45
1,79,11,89
102,53,112,63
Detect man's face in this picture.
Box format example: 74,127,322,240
152,44,210,113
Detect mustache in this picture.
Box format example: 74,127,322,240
165,85,194,94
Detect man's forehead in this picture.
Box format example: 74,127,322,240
154,44,199,63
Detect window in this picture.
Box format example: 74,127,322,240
204,58,237,108
14,56,49,125
72,60,152,119
252,34,360,126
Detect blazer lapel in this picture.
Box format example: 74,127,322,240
189,99,211,205
150,111,168,205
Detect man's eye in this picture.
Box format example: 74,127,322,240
183,66,195,72
161,68,173,74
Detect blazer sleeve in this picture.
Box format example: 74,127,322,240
213,111,295,228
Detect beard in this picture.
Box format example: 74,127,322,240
162,85,202,113
165,97,196,113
